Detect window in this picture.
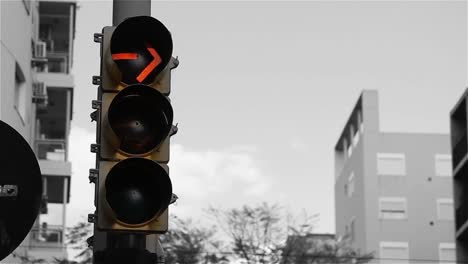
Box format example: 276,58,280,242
358,111,364,133
439,243,455,264
342,139,349,160
379,197,407,219
435,154,452,177
377,153,406,176
437,199,454,221
347,172,355,197
347,143,353,157
380,242,409,264
14,63,26,123
352,129,360,147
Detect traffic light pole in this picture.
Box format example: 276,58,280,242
113,0,151,26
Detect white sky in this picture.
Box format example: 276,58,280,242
62,0,467,234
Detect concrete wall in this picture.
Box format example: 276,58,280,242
335,131,367,252
0,2,36,263
0,0,34,140
364,132,454,261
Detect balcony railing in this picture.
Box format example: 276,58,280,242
35,52,69,74
47,53,69,73
32,82,48,108
453,133,468,169
35,138,67,161
29,225,64,246
456,201,468,230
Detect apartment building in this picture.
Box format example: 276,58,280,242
450,88,468,263
334,91,455,264
1,0,76,262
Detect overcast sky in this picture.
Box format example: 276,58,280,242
51,0,467,234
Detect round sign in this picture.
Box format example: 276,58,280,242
0,121,42,261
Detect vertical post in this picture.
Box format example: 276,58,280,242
154,238,165,263
62,177,68,245
42,177,47,199
145,235,165,263
68,4,74,72
113,0,151,26
65,90,72,161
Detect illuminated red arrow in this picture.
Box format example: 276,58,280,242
112,53,138,60
136,43,162,83
111,43,162,83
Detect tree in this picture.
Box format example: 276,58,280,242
207,203,372,264
159,216,228,264
207,203,308,264
9,220,90,264
281,234,373,264
11,253,78,264
66,220,93,264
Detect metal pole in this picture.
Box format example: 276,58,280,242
62,177,68,245
113,0,151,26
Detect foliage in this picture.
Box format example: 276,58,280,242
65,220,93,264
52,257,79,264
160,216,228,264
207,202,372,264
11,253,78,264
13,204,371,264
207,203,280,263
281,234,373,264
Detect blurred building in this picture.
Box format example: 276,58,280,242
1,0,75,262
334,90,455,264
450,88,468,263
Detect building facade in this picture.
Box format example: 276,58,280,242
450,88,468,263
1,0,75,262
335,91,455,263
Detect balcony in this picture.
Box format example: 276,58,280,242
38,1,76,75
453,134,468,171
32,81,48,108
34,86,72,177
30,225,64,246
451,96,467,174
456,202,468,240
35,87,72,159
28,224,67,260
35,138,67,161
35,51,69,74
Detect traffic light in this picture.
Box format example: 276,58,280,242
93,16,177,233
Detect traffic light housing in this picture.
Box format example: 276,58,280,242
94,16,177,233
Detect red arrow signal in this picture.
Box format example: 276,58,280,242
137,43,162,83
112,53,138,60
111,43,162,83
